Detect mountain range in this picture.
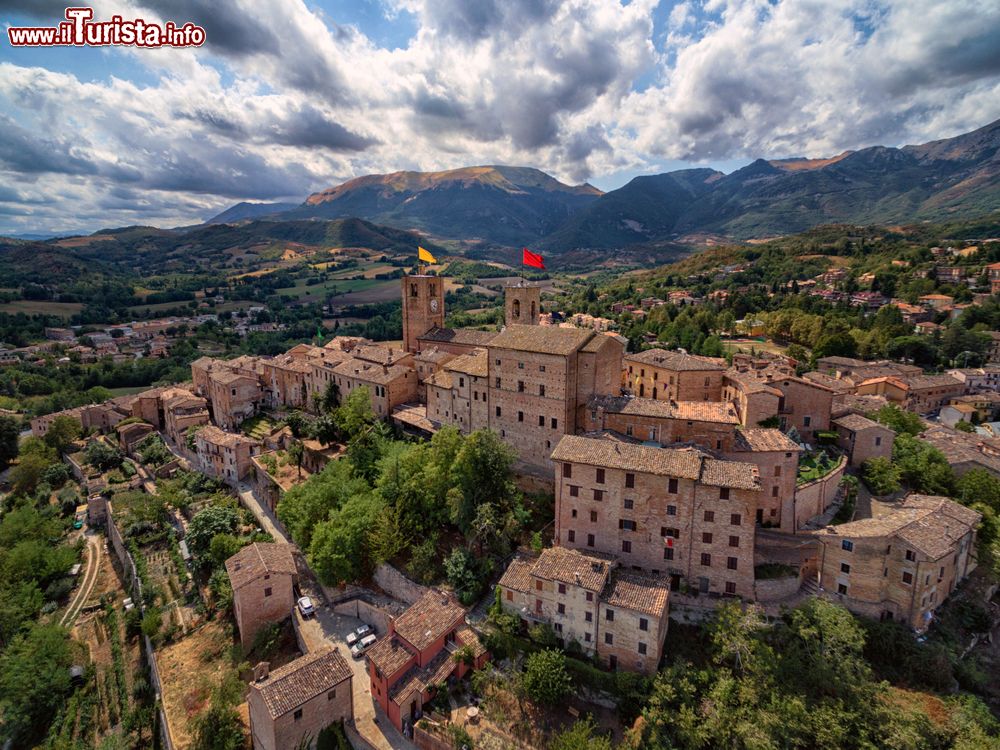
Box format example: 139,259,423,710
207,118,1000,252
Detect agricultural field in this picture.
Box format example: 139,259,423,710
0,299,85,317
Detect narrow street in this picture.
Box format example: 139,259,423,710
236,481,290,543
60,532,102,627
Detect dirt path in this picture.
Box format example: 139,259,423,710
61,533,101,627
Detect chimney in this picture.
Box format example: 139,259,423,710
574,572,581,584
253,662,270,682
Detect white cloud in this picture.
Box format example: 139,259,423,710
0,0,998,234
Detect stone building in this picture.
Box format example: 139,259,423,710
725,367,835,441
582,395,740,452
832,413,894,467
247,648,353,750
624,349,726,402
366,590,488,734
504,283,541,326
487,325,625,472
425,349,490,432
330,359,417,417
413,347,457,401
551,435,762,598
195,425,261,485
191,356,264,430
855,373,964,415
402,275,445,353
161,390,210,445
260,354,312,410
225,542,297,649
724,428,801,530
812,494,980,630
498,547,670,673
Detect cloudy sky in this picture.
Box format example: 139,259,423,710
1,0,999,236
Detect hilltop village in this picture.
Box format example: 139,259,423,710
25,266,996,748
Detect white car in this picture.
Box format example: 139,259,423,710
296,596,315,618
346,624,373,646
351,634,377,659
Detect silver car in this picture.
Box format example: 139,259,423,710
346,623,372,646
351,633,377,659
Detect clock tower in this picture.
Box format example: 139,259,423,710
402,274,445,353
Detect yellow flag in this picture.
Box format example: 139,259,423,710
418,246,437,264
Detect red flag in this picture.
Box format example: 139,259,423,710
522,247,545,270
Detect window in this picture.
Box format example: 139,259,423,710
666,504,677,516
803,416,812,427
875,436,882,446
842,540,854,552
551,417,558,429
841,562,851,574
662,527,679,538
539,385,546,396
563,464,572,478
668,478,678,494
902,571,913,585
774,466,781,477
535,599,542,612
264,587,272,597
702,532,713,544
584,632,591,642
495,406,501,417
590,510,598,522
638,642,647,655
624,498,634,510
664,547,674,561
704,510,715,522
518,381,525,392
569,485,579,498
622,540,632,553
518,411,524,422
557,603,565,614
505,590,513,601
837,583,848,595
725,582,737,595
293,709,303,721
771,486,779,497
731,513,741,526
567,530,575,542
586,592,593,602
593,489,604,502
587,534,595,547
605,632,613,645
609,655,617,670
553,623,563,634
558,583,566,594
625,472,635,488
495,377,501,388
585,611,593,622
619,519,637,531
535,580,543,591
639,617,649,631
729,535,740,548
905,549,915,562
719,488,730,500
327,689,336,701
459,377,465,387
700,553,711,566
571,509,578,518
539,365,546,372
727,557,738,570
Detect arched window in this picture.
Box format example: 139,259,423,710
410,283,418,297
512,299,521,318
530,301,536,318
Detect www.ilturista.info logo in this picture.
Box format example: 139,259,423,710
7,7,206,48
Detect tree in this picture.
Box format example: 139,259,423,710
186,506,240,566
43,415,81,454
84,439,124,472
0,624,74,747
862,456,901,495
0,414,18,468
190,689,247,750
549,717,613,750
287,439,304,479
872,404,924,436
521,649,572,706
285,410,307,439
308,492,383,585
450,429,518,536
335,387,376,440
10,452,50,495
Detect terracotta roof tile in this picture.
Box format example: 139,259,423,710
419,327,497,347
589,395,739,424
253,647,352,718
366,636,416,678
530,547,612,592
833,413,886,432
497,556,534,593
444,350,489,377
393,590,466,653
603,570,670,617
489,324,594,355
224,542,297,591
734,428,801,453
625,348,726,371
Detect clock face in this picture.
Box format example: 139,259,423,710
430,299,439,312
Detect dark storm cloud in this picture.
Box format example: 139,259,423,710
0,116,98,176
142,148,306,199
140,0,282,57
422,0,560,40
178,108,248,138
264,106,377,151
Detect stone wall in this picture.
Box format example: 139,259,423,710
754,573,802,602
333,598,394,635
794,456,846,530
373,563,428,605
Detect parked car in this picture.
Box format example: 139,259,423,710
296,596,315,618
345,623,373,646
351,633,377,659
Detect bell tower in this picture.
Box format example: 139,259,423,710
504,283,541,326
402,274,445,353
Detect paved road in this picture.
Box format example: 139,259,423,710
61,532,102,627
295,594,410,750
